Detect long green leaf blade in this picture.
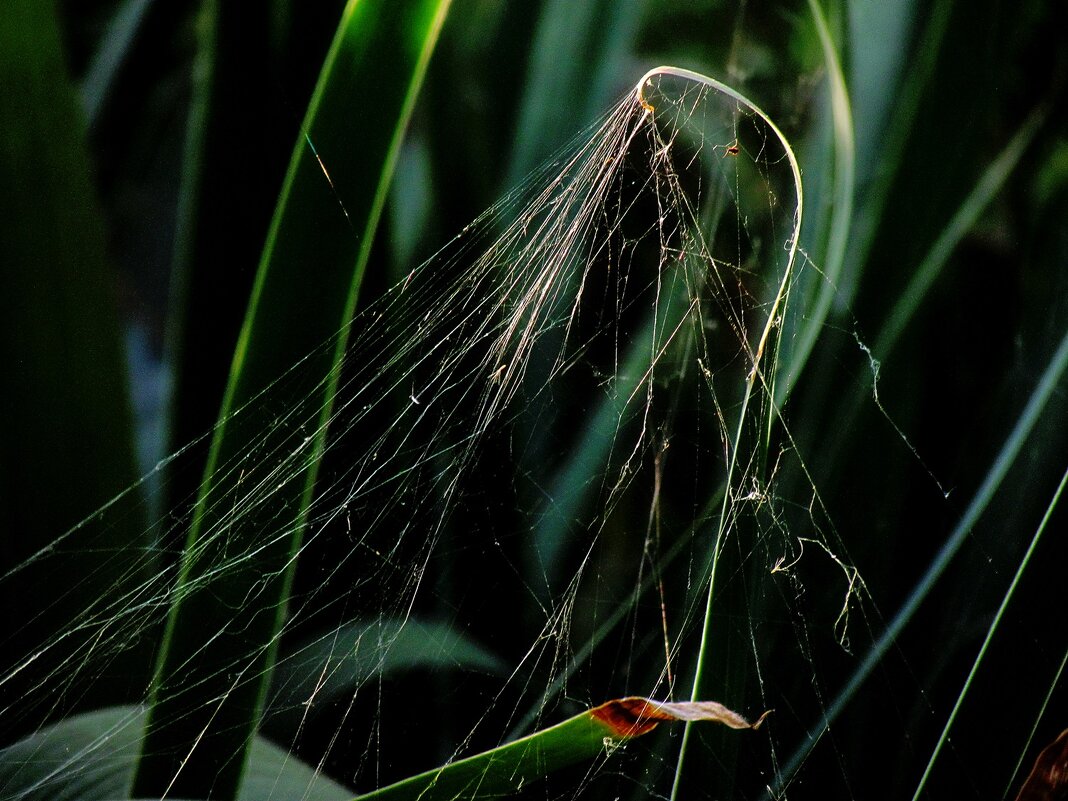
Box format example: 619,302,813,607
352,698,766,801
912,463,1068,799
132,1,452,798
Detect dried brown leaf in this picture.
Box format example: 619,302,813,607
590,696,770,738
1014,728,1068,801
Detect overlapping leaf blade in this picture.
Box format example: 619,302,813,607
132,1,452,797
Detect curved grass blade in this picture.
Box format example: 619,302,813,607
642,65,801,801
353,698,767,801
776,0,855,402
132,1,452,798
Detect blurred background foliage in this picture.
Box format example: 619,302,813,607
1,0,1066,799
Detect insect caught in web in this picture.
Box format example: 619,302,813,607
714,138,740,157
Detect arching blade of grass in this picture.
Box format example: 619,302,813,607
131,1,452,798
776,0,854,403
353,698,767,801
0,0,147,740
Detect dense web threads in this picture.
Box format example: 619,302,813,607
0,68,879,801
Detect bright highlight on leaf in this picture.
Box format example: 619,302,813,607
132,1,452,798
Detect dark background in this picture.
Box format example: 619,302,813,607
1,1,1066,799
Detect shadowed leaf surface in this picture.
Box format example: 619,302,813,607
0,0,148,744
0,707,352,801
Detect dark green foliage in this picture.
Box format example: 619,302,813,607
0,0,148,744
130,1,452,798
0,0,1065,800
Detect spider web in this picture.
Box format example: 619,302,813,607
0,68,876,801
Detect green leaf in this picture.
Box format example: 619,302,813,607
841,0,952,292
913,464,1068,798
79,0,154,127
0,0,148,740
267,618,506,734
131,1,453,798
163,0,343,501
507,0,648,186
775,0,855,401
0,706,352,801
352,697,767,801
873,106,1045,357
0,700,761,801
